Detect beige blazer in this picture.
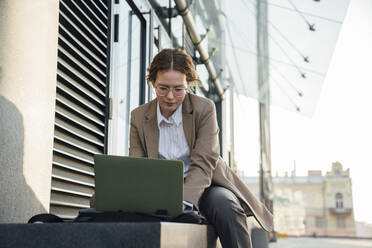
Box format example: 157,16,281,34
129,93,273,232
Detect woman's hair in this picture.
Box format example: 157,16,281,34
147,48,201,86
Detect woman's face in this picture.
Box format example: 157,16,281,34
153,70,187,119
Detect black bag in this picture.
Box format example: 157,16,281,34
28,208,207,225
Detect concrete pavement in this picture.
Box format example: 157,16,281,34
269,237,372,248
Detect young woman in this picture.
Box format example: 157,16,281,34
129,48,272,248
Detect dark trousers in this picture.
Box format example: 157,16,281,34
199,186,252,248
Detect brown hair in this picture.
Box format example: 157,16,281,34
147,48,201,86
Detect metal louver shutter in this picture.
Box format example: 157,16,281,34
51,0,110,219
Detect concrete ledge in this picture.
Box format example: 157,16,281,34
0,222,221,248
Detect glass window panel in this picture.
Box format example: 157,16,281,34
108,2,147,156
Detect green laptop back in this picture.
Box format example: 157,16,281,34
94,155,184,216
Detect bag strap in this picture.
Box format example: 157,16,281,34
28,213,64,223
171,211,208,224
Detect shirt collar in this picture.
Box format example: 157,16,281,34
157,102,183,127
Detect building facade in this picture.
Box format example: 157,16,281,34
243,162,356,237
0,0,237,222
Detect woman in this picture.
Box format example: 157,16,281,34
129,48,272,248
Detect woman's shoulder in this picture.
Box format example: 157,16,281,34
188,93,214,108
131,99,157,118
187,94,215,114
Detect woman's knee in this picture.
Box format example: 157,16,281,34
200,186,245,219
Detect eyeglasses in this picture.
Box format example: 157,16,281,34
154,86,187,97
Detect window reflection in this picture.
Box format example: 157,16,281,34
109,2,147,155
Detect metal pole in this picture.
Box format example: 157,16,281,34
174,0,225,100
125,11,133,155
256,0,273,212
168,0,172,39
158,25,162,50
147,9,154,102
139,14,147,105
230,86,236,171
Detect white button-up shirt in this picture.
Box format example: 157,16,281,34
157,103,191,178
157,103,194,210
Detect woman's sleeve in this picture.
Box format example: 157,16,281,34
183,100,220,208
129,110,146,157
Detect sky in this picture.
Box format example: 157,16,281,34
234,0,372,224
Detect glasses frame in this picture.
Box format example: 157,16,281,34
154,85,188,98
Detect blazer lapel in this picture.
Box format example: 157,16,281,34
143,99,159,158
182,94,194,150
144,94,193,157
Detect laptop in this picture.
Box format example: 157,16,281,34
93,155,184,216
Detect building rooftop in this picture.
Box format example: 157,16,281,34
242,175,324,185
241,162,350,185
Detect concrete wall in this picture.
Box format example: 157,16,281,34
356,222,372,238
0,0,59,223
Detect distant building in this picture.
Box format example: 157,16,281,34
243,162,356,237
